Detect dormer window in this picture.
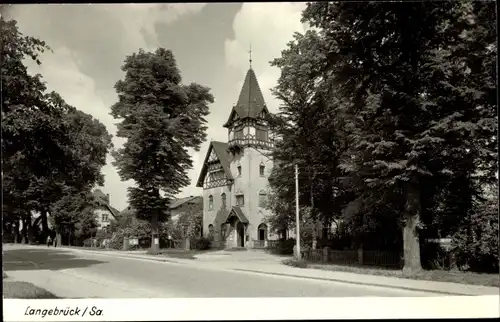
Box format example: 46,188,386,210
259,162,265,176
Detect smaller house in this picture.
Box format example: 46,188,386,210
170,196,203,222
93,189,120,231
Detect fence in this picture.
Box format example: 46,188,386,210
253,240,266,249
267,240,280,249
301,247,403,268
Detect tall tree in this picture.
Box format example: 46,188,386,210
267,30,353,244
1,18,112,241
302,1,497,273
111,48,213,253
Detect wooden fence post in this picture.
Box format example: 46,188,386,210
323,247,329,262
357,247,363,265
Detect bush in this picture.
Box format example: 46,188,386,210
452,195,499,273
268,239,296,255
190,237,211,250
421,242,453,270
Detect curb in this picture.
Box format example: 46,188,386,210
232,268,471,296
60,247,184,265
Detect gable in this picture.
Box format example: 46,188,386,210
196,141,234,187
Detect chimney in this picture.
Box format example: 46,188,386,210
106,194,110,203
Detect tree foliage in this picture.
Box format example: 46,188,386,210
110,48,214,252
268,1,497,273
1,18,112,241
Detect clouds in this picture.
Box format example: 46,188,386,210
7,4,207,211
225,3,306,113
6,3,308,211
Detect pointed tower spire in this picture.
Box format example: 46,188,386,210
248,44,252,69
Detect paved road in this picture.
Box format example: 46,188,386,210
4,246,435,298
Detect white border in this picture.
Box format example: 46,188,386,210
3,296,500,321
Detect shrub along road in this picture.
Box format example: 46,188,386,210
3,244,437,298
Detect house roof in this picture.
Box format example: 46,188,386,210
92,189,119,219
223,68,269,128
119,196,201,218
225,206,249,224
169,196,202,210
196,141,233,187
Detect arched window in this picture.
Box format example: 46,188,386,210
237,165,242,177
258,223,268,241
221,193,226,209
208,224,214,241
259,162,265,176
258,190,267,208
208,195,213,210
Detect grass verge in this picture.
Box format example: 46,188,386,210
3,281,59,299
283,259,499,287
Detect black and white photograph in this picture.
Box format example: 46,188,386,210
1,1,498,320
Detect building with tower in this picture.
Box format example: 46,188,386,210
196,65,279,249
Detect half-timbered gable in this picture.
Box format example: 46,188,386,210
197,141,233,189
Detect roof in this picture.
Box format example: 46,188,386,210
223,68,269,128
93,189,108,202
225,206,249,224
92,189,118,219
196,141,233,187
169,196,202,209
119,196,201,218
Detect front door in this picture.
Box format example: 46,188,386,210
259,229,265,241
237,222,245,247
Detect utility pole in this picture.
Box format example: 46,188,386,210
295,163,301,260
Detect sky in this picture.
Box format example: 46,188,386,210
4,3,307,212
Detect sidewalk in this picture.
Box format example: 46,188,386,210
9,244,499,296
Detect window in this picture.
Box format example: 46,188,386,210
256,128,268,141
236,194,245,206
102,214,109,222
208,195,213,210
237,165,242,177
221,193,226,209
258,190,267,208
259,163,265,176
234,129,244,140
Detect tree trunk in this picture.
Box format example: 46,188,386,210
402,184,423,275
26,213,34,244
41,209,49,241
56,229,62,247
14,220,20,243
151,211,160,254
20,217,27,244
310,178,317,250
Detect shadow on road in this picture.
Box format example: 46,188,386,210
3,248,105,271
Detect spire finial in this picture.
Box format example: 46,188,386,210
248,43,252,69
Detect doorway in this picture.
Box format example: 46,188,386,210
237,222,245,247
258,223,268,241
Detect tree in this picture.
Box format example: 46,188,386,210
267,30,354,246
2,18,112,241
174,203,203,239
111,48,214,253
49,189,98,245
302,1,497,273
